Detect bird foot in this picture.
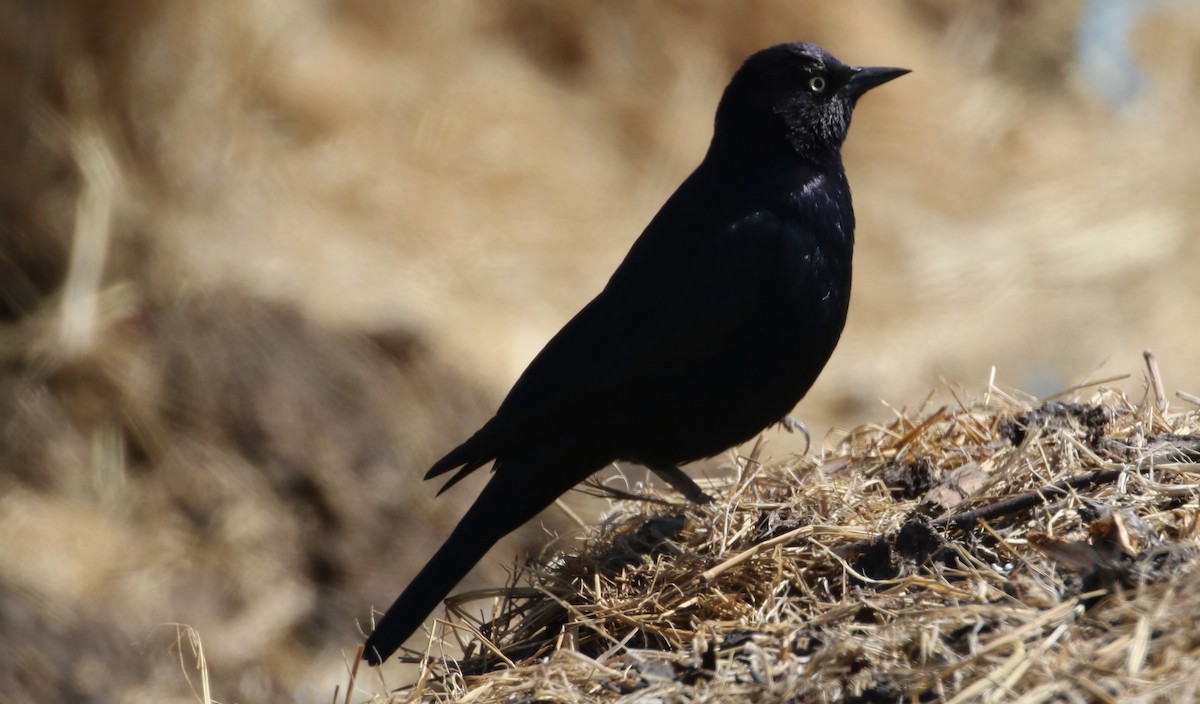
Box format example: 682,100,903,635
650,465,715,504
778,415,811,454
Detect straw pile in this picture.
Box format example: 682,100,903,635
357,376,1200,703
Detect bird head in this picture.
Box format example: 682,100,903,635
712,43,908,164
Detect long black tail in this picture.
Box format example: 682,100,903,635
362,469,571,665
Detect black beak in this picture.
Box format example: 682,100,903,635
844,66,910,98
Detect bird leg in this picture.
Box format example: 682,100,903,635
650,465,715,504
777,415,811,454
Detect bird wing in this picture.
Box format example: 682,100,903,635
427,167,840,488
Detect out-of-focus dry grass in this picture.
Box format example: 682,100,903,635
1,1,1197,701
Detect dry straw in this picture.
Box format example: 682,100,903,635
362,370,1200,703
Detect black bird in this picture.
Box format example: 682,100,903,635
364,42,907,665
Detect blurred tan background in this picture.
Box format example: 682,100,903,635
1,0,1198,701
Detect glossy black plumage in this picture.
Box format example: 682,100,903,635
363,43,907,665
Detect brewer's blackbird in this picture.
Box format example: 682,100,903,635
363,42,907,665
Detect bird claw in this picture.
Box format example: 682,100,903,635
650,465,715,504
778,415,811,455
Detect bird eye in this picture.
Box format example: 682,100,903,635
808,76,827,93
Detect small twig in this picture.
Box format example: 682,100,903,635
1176,390,1200,407
554,496,589,529
931,469,1122,529
575,480,684,507
890,406,948,454
702,524,818,582
834,469,1124,556
1144,349,1167,412
701,524,867,581
1043,373,1132,402
438,618,517,669
162,624,212,704
343,644,363,704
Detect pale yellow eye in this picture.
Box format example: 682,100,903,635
808,76,827,93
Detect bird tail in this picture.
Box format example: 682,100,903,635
362,467,572,665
